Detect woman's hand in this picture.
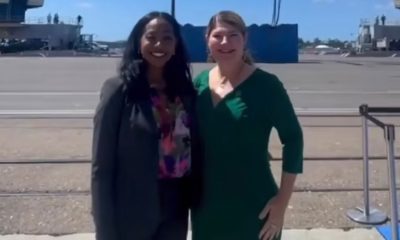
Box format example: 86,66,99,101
258,195,287,240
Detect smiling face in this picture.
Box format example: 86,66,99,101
140,17,177,69
207,20,246,64
206,11,249,65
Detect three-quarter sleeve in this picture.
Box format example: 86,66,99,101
269,76,303,174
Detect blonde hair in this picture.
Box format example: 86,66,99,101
206,10,253,64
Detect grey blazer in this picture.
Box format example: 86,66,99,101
91,77,202,240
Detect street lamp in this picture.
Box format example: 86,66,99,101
171,0,175,18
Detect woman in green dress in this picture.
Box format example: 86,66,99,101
191,11,304,240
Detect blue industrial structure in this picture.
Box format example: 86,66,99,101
0,0,299,63
181,24,299,63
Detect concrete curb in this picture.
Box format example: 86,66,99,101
0,228,384,240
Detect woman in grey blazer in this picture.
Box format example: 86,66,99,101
91,11,202,240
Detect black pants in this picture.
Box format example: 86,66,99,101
153,178,189,240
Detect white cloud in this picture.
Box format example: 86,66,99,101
374,1,399,11
312,0,336,3
76,1,94,9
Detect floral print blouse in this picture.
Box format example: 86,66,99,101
150,89,191,179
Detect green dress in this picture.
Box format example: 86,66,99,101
191,68,303,240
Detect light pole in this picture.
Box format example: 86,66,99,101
171,0,175,18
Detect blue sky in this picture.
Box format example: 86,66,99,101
26,0,400,41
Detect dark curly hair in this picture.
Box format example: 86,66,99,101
119,11,194,101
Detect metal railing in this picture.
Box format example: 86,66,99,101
24,16,81,25
347,104,400,240
360,18,400,26
0,15,81,25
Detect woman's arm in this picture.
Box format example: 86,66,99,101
259,75,303,240
272,77,303,202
